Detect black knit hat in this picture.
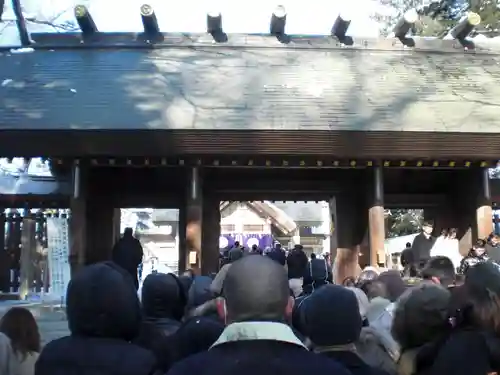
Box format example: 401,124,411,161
302,284,362,346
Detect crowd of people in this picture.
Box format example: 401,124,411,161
1,224,500,375
400,220,500,276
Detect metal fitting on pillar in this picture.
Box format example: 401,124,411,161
374,166,384,206
73,164,81,199
190,167,200,201
481,167,491,202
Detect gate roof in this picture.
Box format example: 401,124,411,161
1,36,500,157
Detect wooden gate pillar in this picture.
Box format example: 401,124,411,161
328,198,338,265
477,167,493,240
0,209,9,292
70,164,87,275
201,197,221,275
368,166,385,267
178,206,187,274
334,188,367,283
179,168,219,276
70,199,87,275
182,167,203,274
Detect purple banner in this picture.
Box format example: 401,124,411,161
219,234,273,249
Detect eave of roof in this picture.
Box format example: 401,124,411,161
0,172,71,196
220,201,297,234
12,33,500,55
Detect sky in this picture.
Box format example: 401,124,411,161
0,0,397,46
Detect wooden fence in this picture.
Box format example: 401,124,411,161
0,209,68,295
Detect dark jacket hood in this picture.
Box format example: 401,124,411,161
141,272,186,321
66,261,141,341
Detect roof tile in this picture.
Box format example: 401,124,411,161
0,48,499,132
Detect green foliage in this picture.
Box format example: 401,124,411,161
373,0,500,37
471,0,500,33
385,209,423,238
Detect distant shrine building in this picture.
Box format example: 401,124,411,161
1,5,500,276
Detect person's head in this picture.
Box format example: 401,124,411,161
251,244,258,252
491,235,500,247
302,285,363,348
392,283,451,351
472,239,487,256
66,262,141,341
233,241,240,248
400,248,414,269
422,221,434,235
421,256,456,287
405,242,412,249
448,228,457,239
310,253,317,260
228,248,244,263
463,262,500,335
357,267,379,285
342,276,357,287
286,247,308,279
216,255,293,324
123,227,133,237
275,243,282,251
360,280,389,300
377,270,406,302
267,249,286,266
0,307,40,359
141,273,186,321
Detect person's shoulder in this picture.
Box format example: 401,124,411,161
167,351,211,374
435,330,487,359
39,336,71,352
286,349,351,374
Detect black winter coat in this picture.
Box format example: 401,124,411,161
134,273,186,372
35,262,157,375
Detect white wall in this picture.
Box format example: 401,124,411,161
220,203,270,234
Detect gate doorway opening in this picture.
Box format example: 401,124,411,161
218,200,332,257
119,208,180,279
